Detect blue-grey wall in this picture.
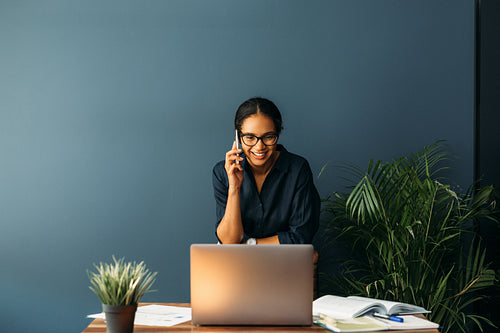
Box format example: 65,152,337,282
0,1,475,332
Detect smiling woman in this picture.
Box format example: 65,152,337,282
212,97,320,245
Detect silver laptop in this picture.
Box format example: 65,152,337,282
190,244,314,326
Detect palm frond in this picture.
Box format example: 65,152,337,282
320,141,498,333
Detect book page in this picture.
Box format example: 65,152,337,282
347,296,429,315
313,295,385,319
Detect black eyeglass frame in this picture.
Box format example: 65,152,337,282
238,132,279,147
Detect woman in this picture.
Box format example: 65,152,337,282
212,97,320,244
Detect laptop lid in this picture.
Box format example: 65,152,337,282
190,244,314,326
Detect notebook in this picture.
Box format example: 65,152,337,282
190,244,314,326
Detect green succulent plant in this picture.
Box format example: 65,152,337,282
88,256,157,306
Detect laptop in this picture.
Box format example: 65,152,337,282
190,244,314,326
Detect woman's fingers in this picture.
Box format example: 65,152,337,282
224,141,243,189
225,143,242,166
228,161,242,175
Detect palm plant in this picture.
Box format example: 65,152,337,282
321,142,498,332
88,256,157,306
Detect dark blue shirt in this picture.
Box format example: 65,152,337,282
212,145,320,244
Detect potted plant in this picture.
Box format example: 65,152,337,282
320,142,498,333
88,256,157,333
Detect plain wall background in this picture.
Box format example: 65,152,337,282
0,1,478,332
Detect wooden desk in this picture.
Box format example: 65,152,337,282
82,303,440,333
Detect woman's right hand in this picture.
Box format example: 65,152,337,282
225,140,244,190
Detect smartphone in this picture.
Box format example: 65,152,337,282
235,129,240,165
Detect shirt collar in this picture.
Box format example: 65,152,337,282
273,144,290,173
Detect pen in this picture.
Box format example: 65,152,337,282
371,312,404,323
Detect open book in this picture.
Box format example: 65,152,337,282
313,295,430,319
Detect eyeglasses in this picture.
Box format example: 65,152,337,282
239,133,279,147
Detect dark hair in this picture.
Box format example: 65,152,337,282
234,97,283,135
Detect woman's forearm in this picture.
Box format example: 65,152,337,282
216,187,244,244
255,235,279,244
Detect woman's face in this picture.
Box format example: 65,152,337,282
239,113,279,170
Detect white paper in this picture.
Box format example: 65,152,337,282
87,304,192,327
